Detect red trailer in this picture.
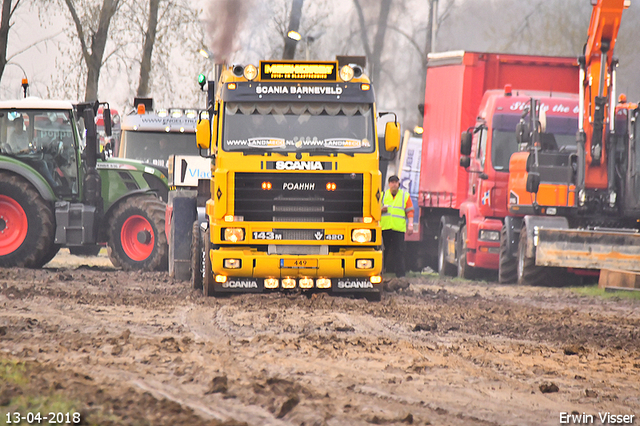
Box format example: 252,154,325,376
408,51,579,278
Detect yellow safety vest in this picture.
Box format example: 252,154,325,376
381,189,408,232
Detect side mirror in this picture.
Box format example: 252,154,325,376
460,131,472,156
384,121,401,152
196,119,211,150
516,121,530,145
459,156,471,168
526,172,540,193
103,107,112,137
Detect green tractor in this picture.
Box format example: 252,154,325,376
0,97,169,270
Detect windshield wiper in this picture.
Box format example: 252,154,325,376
301,146,356,157
308,150,355,157
240,149,288,157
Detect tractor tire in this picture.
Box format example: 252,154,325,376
41,244,62,266
457,224,477,280
437,225,456,277
498,223,517,284
107,196,168,271
202,227,215,296
190,221,203,291
0,172,55,268
69,245,102,257
517,225,553,286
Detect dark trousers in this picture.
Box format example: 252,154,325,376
382,229,406,278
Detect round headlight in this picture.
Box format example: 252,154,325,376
224,228,245,242
352,229,372,243
244,64,258,80
340,65,354,82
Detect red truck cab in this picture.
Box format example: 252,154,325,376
407,51,579,279
459,91,579,274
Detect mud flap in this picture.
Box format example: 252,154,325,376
503,216,523,259
536,228,640,270
522,215,569,258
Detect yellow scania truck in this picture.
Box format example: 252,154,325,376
190,59,400,298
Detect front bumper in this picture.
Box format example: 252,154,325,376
468,219,502,269
209,247,382,292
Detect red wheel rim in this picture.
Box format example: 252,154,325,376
0,195,28,256
120,215,155,261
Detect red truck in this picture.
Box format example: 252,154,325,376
406,51,580,278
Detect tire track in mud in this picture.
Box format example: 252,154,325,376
1,264,639,425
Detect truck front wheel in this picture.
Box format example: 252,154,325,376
107,196,168,271
190,221,203,290
517,225,551,286
437,225,456,277
0,173,55,268
202,227,215,296
456,224,477,280
498,223,517,284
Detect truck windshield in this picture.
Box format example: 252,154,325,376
491,114,578,171
222,102,375,153
119,131,198,167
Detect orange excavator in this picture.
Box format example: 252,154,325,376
498,0,640,285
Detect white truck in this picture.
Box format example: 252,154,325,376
117,98,211,279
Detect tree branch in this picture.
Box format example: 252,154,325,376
352,0,372,60
64,0,91,64
10,0,21,17
7,30,64,61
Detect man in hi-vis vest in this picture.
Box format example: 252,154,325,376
381,175,414,278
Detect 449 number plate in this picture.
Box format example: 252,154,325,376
281,259,318,268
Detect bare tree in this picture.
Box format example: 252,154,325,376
352,0,392,86
117,0,206,107
64,0,121,101
268,0,329,61
282,0,303,59
136,0,158,97
0,0,20,82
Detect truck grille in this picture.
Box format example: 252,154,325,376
234,172,364,223
275,229,322,240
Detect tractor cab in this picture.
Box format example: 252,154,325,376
0,99,82,199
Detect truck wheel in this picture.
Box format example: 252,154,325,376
498,223,517,284
456,224,477,280
69,245,102,257
517,225,551,286
202,227,215,296
437,225,456,277
107,196,168,271
190,221,203,290
0,173,55,268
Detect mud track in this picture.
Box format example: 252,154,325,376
1,250,639,425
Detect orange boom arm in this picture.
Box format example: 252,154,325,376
579,0,627,190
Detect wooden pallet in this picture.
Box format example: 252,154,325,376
598,269,640,292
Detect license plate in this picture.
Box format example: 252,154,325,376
281,258,318,268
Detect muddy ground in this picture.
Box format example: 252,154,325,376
1,249,639,425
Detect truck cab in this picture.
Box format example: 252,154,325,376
191,59,400,297
118,99,201,169
457,90,579,275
